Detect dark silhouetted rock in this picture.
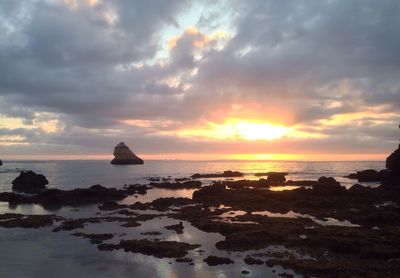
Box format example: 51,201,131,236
111,142,144,165
150,180,202,189
0,213,62,228
2,184,127,209
165,222,184,234
220,179,269,189
0,160,2,166
244,256,264,265
203,256,234,266
98,239,200,258
72,232,113,244
313,177,346,194
345,169,384,182
12,171,48,193
386,143,400,183
191,170,243,179
266,172,287,184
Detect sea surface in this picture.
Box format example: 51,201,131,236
0,160,385,278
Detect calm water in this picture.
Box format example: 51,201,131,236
0,160,384,192
0,160,385,278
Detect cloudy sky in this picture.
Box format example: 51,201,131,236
0,0,399,160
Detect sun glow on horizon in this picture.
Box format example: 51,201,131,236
177,119,291,141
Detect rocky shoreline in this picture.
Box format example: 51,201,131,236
0,143,399,277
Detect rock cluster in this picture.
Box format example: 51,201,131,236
345,169,385,182
12,171,48,193
111,142,144,165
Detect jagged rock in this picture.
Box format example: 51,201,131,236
12,170,48,193
111,142,144,165
386,144,400,183
345,169,384,182
312,177,346,194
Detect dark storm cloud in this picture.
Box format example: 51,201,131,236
0,0,399,155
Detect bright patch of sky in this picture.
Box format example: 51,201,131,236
152,0,235,63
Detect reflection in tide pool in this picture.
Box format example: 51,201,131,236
253,210,360,227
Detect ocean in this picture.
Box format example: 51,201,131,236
0,160,385,278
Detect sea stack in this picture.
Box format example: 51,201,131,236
111,142,144,165
0,160,2,166
12,170,48,193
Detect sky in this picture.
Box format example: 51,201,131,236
0,0,399,161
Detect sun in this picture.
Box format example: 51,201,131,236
234,121,289,140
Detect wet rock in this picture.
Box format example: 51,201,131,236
2,184,127,209
244,256,264,265
254,172,287,184
345,169,384,182
0,213,61,228
241,270,250,275
111,142,144,165
123,184,149,195
12,170,48,193
203,256,234,266
98,201,126,211
165,222,184,234
72,232,113,244
312,177,346,194
52,217,101,232
98,239,200,258
220,179,269,189
191,171,244,179
150,180,202,189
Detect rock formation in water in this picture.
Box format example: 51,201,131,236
12,170,48,193
0,159,2,166
111,142,144,165
385,126,400,184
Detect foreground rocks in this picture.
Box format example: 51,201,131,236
72,232,114,244
345,169,386,182
98,239,200,258
203,256,234,266
12,171,48,193
0,213,62,228
149,180,202,189
0,184,128,209
255,172,287,184
111,142,144,165
191,170,243,179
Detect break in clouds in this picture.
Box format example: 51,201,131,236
0,0,400,157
